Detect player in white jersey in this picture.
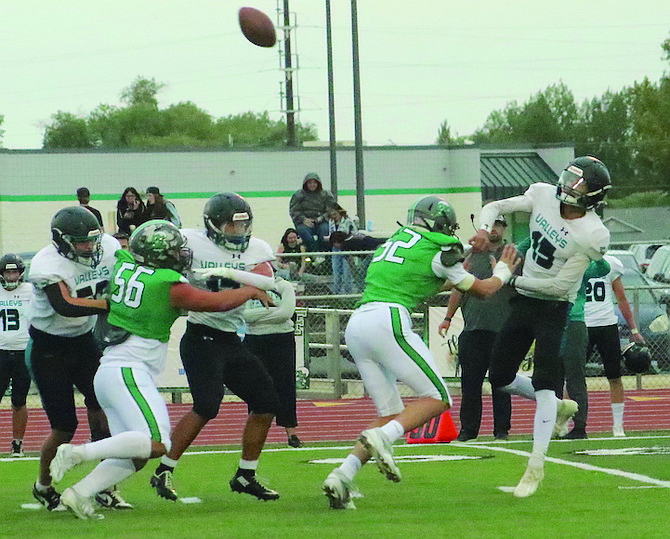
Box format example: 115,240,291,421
469,156,612,497
0,254,32,457
26,206,128,511
585,255,645,437
151,193,283,502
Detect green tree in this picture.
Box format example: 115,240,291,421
43,111,94,149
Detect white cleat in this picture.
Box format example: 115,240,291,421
61,488,104,520
513,461,544,498
322,469,356,510
359,428,401,483
612,425,626,437
553,399,579,438
50,444,83,483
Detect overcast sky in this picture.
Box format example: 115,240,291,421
2,1,668,149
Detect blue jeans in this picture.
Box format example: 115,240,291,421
295,221,330,252
331,247,353,294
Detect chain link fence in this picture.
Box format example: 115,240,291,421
284,249,670,399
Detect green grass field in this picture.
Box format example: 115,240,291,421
2,434,669,539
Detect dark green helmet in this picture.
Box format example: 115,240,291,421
203,192,253,252
51,206,103,268
129,220,192,273
0,253,25,290
407,196,459,236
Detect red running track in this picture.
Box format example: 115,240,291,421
2,389,670,453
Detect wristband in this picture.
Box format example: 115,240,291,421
631,328,639,335
444,316,452,322
492,261,512,284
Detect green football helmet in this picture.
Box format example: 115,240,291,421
129,220,193,273
407,196,459,236
51,206,103,268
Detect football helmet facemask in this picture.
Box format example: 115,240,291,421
407,196,459,236
203,192,253,252
51,206,103,268
556,156,612,210
129,220,193,273
0,253,26,290
622,342,652,374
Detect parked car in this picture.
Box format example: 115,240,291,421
586,267,670,374
646,245,670,284
629,243,663,273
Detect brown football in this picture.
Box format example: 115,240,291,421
238,7,277,48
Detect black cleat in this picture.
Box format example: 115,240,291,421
150,470,178,501
95,488,134,509
33,483,62,511
230,473,279,501
288,435,304,448
562,427,587,439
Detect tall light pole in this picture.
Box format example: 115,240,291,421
325,0,338,200
350,0,365,225
283,0,296,146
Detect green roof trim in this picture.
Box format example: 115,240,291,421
480,152,557,201
0,186,479,202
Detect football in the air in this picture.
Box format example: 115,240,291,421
238,7,277,48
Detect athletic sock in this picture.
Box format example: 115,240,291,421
380,420,405,443
159,455,179,470
501,374,537,401
532,389,557,459
611,402,624,428
79,431,151,461
338,454,362,481
74,458,136,498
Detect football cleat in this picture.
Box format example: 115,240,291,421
50,444,83,483
11,440,24,457
513,461,544,498
553,399,578,438
230,472,279,501
95,488,134,509
323,469,356,510
359,428,401,482
288,435,304,448
61,487,104,520
150,470,178,501
32,483,62,511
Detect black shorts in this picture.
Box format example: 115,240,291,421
489,295,570,392
587,324,623,379
27,326,102,433
180,322,280,420
0,349,31,407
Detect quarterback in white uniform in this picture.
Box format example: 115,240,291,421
151,192,282,502
585,254,645,437
470,155,612,498
27,206,126,511
0,254,33,457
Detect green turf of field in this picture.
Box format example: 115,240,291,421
2,434,669,539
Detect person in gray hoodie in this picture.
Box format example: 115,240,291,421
289,172,335,252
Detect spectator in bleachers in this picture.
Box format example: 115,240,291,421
76,187,104,230
116,187,146,235
145,186,181,228
289,172,335,252
276,228,308,281
327,204,358,295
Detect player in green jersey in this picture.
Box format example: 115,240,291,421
47,220,272,520
323,196,519,509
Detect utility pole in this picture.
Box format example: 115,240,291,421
282,0,296,146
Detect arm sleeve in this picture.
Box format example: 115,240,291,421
431,254,476,291
478,191,533,231
583,258,611,280
244,280,296,325
44,283,109,317
289,192,304,224
514,253,591,298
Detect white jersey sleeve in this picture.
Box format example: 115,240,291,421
431,254,475,291
27,234,119,337
584,255,623,327
183,230,275,333
478,190,534,231
0,282,32,350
